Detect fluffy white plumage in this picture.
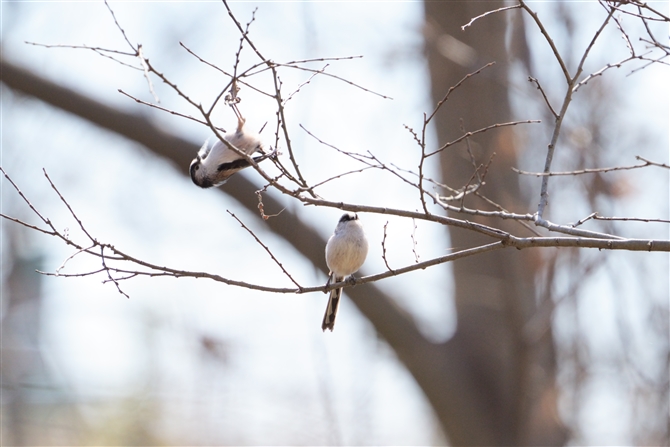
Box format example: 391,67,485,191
190,114,272,188
322,212,368,331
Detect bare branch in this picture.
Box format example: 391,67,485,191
42,169,95,242
55,244,96,274
573,6,617,87
227,210,303,290
573,54,639,92
636,155,670,169
473,192,543,237
593,215,670,224
528,76,558,119
411,219,420,263
38,268,107,278
5,0,670,319
535,6,616,219
1,167,52,229
607,0,670,22
380,222,394,275
512,158,663,176
104,0,136,51
117,89,217,129
503,235,669,251
0,212,57,237
269,62,392,100
570,212,599,228
302,166,377,192
611,10,636,56
25,41,140,69
426,120,540,158
100,245,131,299
461,4,522,30
426,62,495,125
283,64,328,104
137,45,159,102
520,0,571,84
533,216,625,240
269,66,312,193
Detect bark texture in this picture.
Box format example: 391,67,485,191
421,2,567,444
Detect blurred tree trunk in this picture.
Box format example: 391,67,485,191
421,2,566,445
2,7,569,439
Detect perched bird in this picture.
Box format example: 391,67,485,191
322,212,369,331
190,106,274,188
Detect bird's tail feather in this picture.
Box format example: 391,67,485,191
322,279,343,332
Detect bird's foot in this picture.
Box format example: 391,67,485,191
253,146,278,164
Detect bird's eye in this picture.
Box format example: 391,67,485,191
195,165,199,171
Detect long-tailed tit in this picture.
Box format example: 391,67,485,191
190,106,274,188
322,213,369,332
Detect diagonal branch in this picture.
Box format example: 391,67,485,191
0,54,434,362
227,210,303,290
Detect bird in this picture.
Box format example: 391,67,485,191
322,212,369,331
190,105,274,188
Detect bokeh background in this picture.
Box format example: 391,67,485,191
2,1,668,445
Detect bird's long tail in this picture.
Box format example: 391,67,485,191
322,276,343,332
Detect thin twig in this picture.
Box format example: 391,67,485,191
283,64,328,104
227,210,303,290
462,4,522,30
298,125,420,194
570,212,598,228
411,219,420,263
426,120,540,158
269,65,312,193
25,41,140,70
278,63,392,100
38,268,106,278
137,45,159,102
473,192,542,236
636,156,670,169
573,55,638,92
302,167,376,193
426,62,495,125
418,112,430,214
1,167,52,228
593,215,670,224
611,9,636,56
528,76,558,119
512,160,658,176
607,1,670,22
520,0,571,84
535,5,616,219
117,90,216,128
56,244,96,274
100,245,130,299
104,0,136,51
381,221,394,272
42,169,95,242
